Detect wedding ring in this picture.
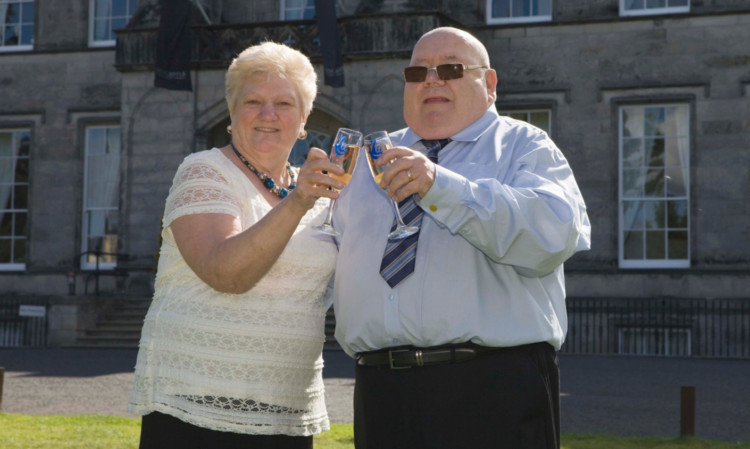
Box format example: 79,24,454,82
407,170,414,182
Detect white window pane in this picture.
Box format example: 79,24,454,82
646,230,665,259
112,0,127,16
106,128,121,154
537,0,551,15
96,0,112,18
643,200,665,228
493,0,511,18
619,104,690,267
622,138,642,168
623,201,644,230
623,231,643,259
622,108,644,137
20,23,31,44
644,168,664,197
665,167,686,197
0,133,11,157
664,137,687,167
644,107,665,136
94,18,110,41
512,0,528,17
88,128,106,154
622,168,644,197
667,200,688,228
20,1,33,22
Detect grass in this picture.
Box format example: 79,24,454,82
1,413,747,449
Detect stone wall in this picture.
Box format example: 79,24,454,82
0,2,748,300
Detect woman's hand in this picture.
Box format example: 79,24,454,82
375,146,437,202
288,147,345,212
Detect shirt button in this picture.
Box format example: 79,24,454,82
389,294,395,301
429,205,437,212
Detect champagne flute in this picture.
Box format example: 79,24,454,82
314,128,363,236
364,131,419,240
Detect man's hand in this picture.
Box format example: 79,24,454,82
375,146,437,202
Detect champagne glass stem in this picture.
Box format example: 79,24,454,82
316,198,339,236
390,199,407,227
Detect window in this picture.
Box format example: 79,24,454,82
487,0,552,25
620,0,689,17
0,0,34,52
0,129,29,270
282,0,315,20
619,104,690,268
499,109,551,135
289,130,332,166
81,126,121,270
89,0,137,47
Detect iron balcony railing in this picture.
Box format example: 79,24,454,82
115,12,456,71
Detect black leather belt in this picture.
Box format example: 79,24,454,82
356,343,501,370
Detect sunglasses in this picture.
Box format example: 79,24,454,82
402,63,488,83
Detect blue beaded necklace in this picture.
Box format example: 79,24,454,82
231,141,296,199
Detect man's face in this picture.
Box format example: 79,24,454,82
403,30,497,140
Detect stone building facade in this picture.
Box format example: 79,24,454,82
1,1,748,347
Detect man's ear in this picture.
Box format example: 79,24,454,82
485,69,498,103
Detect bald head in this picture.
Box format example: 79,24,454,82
403,27,498,139
413,27,491,68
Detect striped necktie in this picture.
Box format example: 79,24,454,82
380,139,451,287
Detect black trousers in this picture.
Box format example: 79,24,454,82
354,342,560,449
139,411,313,449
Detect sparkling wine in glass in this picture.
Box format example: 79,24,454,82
314,128,362,236
364,131,419,240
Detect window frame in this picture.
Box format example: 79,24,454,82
80,125,121,271
0,0,35,53
486,0,552,25
88,0,137,48
0,127,30,271
619,0,690,17
618,102,691,269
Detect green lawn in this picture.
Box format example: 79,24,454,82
0,413,747,449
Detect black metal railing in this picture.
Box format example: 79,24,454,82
561,297,750,359
115,12,454,70
0,297,47,347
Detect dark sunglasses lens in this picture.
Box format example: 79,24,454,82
404,67,428,82
436,64,463,80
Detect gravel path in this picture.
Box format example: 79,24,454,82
1,349,748,443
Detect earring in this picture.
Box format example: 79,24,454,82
226,125,232,135
298,130,308,140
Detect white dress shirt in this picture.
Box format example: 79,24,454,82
331,105,591,357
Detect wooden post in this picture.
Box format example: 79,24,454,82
680,385,696,437
0,366,5,412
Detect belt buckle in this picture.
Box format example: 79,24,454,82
388,348,424,369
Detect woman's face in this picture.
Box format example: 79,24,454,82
232,73,306,161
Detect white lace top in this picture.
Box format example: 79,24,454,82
128,148,338,436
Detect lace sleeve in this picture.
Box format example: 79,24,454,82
163,155,243,227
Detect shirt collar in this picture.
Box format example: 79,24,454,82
400,103,499,147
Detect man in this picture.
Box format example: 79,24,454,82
332,27,590,448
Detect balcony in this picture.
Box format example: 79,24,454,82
115,12,455,72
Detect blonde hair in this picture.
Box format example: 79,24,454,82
225,41,318,118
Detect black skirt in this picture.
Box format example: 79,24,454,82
139,411,313,449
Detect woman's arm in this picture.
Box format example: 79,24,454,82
171,148,342,294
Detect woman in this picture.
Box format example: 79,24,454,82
128,42,345,449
